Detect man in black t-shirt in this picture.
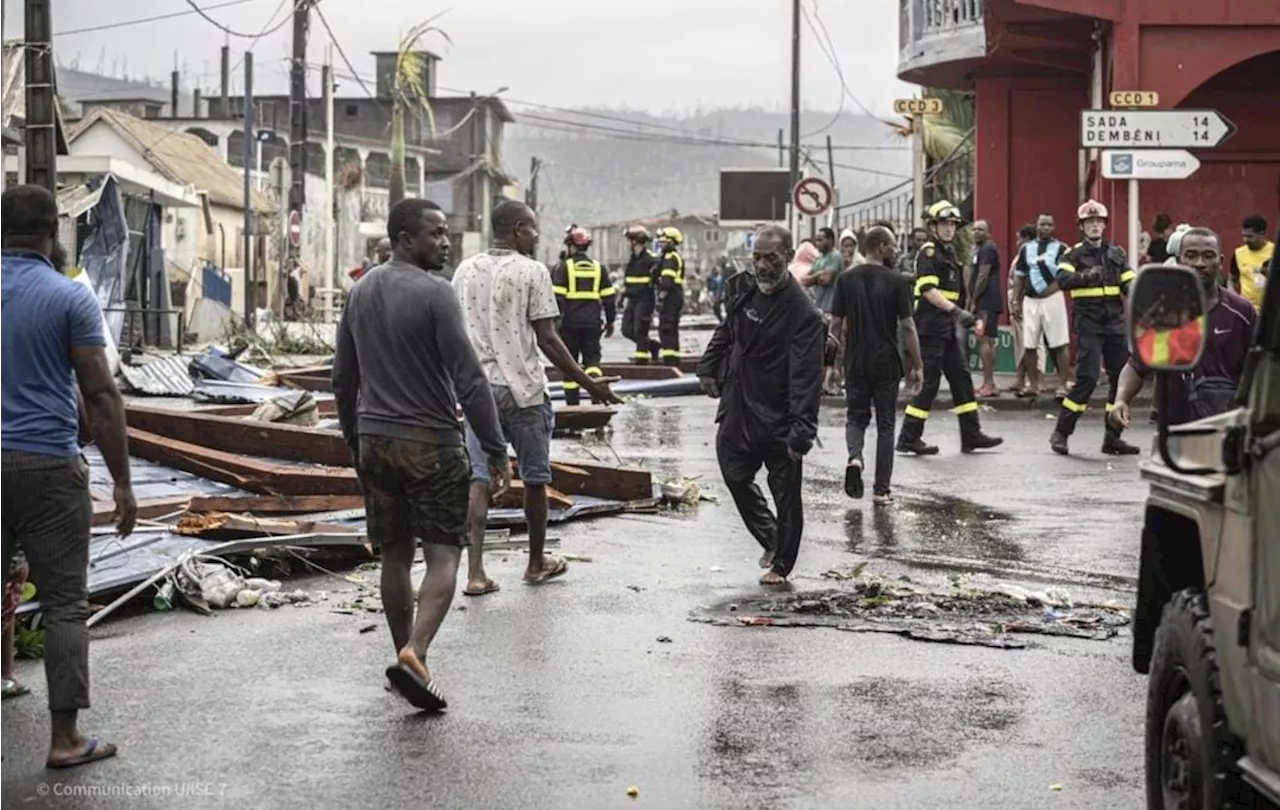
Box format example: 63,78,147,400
830,226,924,504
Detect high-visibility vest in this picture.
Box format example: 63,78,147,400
553,258,615,300
1137,317,1204,366
1234,242,1273,310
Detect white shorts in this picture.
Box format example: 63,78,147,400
1022,292,1070,351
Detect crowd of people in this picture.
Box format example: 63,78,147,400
1,176,1269,747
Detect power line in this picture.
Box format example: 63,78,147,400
229,0,297,76
55,0,259,37
312,4,386,115
183,0,295,39
799,3,843,137
806,0,880,121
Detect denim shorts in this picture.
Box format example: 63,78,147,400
465,386,554,486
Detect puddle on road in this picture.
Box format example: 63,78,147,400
842,492,1024,564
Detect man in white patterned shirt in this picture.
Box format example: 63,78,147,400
452,201,622,595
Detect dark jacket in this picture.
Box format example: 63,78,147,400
623,249,659,301
912,240,965,339
696,272,825,455
551,250,617,330
1056,240,1132,335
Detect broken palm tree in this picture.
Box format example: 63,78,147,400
689,567,1129,649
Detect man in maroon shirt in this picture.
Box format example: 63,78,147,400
1111,227,1257,428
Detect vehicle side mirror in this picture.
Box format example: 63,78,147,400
1128,264,1208,372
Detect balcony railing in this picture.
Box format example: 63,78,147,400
899,0,986,76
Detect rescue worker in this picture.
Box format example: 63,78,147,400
620,225,661,363
551,226,616,406
896,200,1003,455
1048,199,1141,456
655,226,686,366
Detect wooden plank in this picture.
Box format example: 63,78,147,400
272,364,334,379
127,428,361,496
553,405,616,432
280,374,333,393
544,363,683,382
186,494,366,514
126,405,352,467
493,480,573,510
174,511,359,539
543,459,652,501
92,495,193,527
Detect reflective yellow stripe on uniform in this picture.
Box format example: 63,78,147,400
904,405,929,420
1150,331,1170,365
599,285,616,297
625,276,651,284
552,285,569,295
913,274,940,296
563,381,579,390
632,350,652,359
660,348,681,358
952,401,979,415
1070,286,1122,298
1062,398,1088,413
1057,262,1076,273
565,259,605,300
1119,269,1135,284
1105,402,1117,413
585,366,602,377
660,252,685,286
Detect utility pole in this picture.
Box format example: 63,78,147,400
526,156,541,212
322,44,335,322
287,0,312,260
219,43,230,117
242,52,255,327
777,128,784,168
788,0,801,208
23,0,56,192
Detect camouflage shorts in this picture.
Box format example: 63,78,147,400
357,436,471,549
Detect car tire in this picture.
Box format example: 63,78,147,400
1145,588,1244,809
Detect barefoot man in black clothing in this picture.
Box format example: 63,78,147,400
697,225,826,586
333,198,511,712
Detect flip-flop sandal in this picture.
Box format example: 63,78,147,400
2,678,31,700
384,662,447,712
462,580,500,597
523,556,568,585
46,737,118,770
844,463,864,499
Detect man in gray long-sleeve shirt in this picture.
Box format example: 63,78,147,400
333,198,510,713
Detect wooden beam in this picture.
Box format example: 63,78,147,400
186,494,366,514
127,428,360,496
174,511,360,539
493,480,573,510
126,404,352,466
191,401,610,433
280,374,333,393
92,495,193,527
195,401,339,418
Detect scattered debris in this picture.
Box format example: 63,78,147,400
689,575,1130,649
656,635,672,643
359,623,378,634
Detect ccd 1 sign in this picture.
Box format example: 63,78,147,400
1079,110,1236,149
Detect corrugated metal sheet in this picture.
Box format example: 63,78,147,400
118,355,196,397
192,379,334,405
58,181,106,219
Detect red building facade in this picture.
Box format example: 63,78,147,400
899,0,1280,269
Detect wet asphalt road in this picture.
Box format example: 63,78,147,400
2,339,1153,808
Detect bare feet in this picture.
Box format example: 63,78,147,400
759,570,786,586
758,550,775,569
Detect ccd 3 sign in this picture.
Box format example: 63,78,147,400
893,98,943,115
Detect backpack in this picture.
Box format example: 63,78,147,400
1187,375,1239,420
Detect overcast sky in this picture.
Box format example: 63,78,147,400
3,0,912,116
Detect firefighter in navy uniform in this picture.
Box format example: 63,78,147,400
551,226,617,406
1049,199,1141,456
655,226,686,366
620,225,661,363
896,201,1004,455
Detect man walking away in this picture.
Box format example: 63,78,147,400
831,226,924,505
1229,214,1272,310
897,201,1004,456
1011,213,1072,398
620,225,662,362
803,227,845,395
1049,200,1141,456
333,198,511,712
2,184,136,767
655,227,686,365
1111,227,1256,429
696,226,825,586
970,220,1002,397
551,227,616,406
454,201,622,597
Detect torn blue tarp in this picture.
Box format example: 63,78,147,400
76,175,129,346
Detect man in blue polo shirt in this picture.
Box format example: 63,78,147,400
2,184,136,770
